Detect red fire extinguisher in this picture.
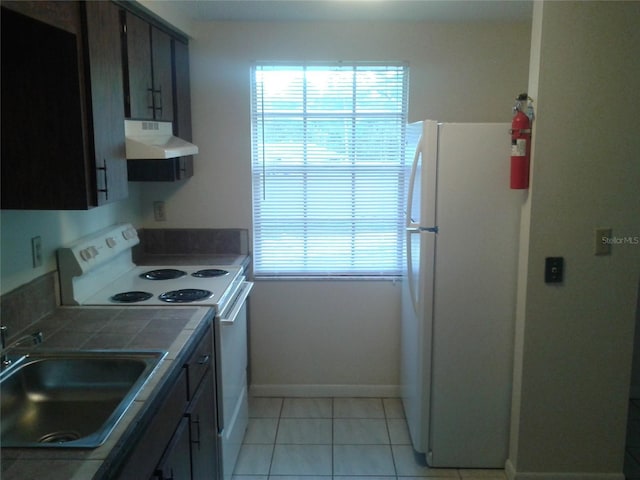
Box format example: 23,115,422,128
510,93,533,189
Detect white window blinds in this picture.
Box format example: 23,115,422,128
251,62,409,277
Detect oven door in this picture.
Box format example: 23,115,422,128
216,280,253,480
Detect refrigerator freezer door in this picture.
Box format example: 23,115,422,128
401,227,436,454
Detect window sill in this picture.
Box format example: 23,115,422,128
253,275,401,282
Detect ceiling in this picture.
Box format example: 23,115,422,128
169,0,533,23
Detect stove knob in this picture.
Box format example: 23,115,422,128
89,246,99,257
106,237,117,248
122,228,138,240
80,249,91,261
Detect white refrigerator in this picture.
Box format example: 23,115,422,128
401,120,523,468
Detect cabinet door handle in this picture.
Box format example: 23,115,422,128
197,354,210,366
154,85,163,117
191,415,201,447
147,86,154,114
97,159,109,200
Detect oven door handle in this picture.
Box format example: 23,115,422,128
220,281,253,325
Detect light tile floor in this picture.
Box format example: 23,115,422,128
233,397,507,480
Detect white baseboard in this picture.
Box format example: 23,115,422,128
249,384,401,397
505,459,624,480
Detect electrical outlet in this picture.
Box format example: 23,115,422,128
31,236,42,268
153,201,167,222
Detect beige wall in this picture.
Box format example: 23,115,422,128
0,13,529,394
137,20,529,394
0,188,142,295
508,1,640,477
136,0,195,38
138,20,530,229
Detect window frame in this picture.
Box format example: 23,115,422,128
250,61,409,279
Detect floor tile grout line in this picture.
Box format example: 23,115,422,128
267,398,285,476
332,398,339,477
384,407,398,476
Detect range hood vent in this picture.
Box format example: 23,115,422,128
125,120,198,159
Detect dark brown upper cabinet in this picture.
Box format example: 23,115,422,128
122,12,173,122
0,1,128,209
126,34,194,182
83,0,128,203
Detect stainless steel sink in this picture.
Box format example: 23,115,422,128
0,350,166,448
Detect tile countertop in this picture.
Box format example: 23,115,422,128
0,305,214,480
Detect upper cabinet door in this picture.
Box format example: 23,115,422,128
172,39,192,139
1,5,86,209
123,13,173,122
172,38,193,180
0,2,128,210
151,26,173,122
124,12,153,120
83,1,128,205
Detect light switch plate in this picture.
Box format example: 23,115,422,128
31,236,42,268
545,257,564,283
595,228,612,256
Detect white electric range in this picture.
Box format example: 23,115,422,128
79,264,243,308
57,223,244,311
57,223,251,480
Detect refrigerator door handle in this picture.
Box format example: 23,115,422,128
406,135,423,229
406,229,419,316
408,226,438,233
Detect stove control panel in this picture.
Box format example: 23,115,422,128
57,223,140,305
58,223,139,274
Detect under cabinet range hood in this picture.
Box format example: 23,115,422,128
124,120,198,159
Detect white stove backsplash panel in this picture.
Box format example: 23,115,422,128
58,223,140,305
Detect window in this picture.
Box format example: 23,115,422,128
251,62,408,277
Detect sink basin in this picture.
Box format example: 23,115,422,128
0,350,166,448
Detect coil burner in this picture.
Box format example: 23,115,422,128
191,269,229,278
110,291,154,303
158,289,214,303
139,269,187,280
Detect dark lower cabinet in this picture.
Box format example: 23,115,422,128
115,321,218,480
189,374,218,479
153,418,192,480
150,380,217,480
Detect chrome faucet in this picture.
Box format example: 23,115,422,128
0,325,43,369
